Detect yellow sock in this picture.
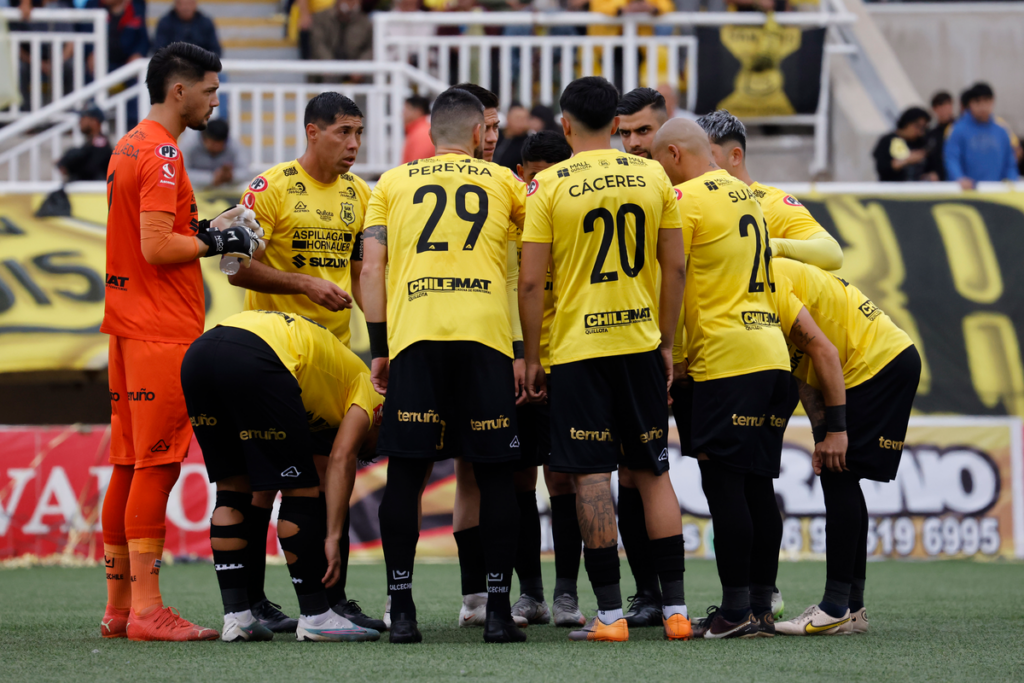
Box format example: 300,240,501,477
128,538,166,617
104,543,132,610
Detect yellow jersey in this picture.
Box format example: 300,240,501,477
749,182,826,241
522,149,682,365
241,160,371,346
218,310,383,434
514,176,555,371
677,169,789,380
772,259,913,390
364,153,525,359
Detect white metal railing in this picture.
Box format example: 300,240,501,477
1,8,107,120
0,59,450,189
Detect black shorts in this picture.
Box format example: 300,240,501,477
310,427,339,456
690,369,792,478
549,350,669,475
377,341,520,463
516,396,551,470
846,346,921,482
181,326,320,491
670,381,693,456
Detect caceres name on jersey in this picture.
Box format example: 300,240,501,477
521,149,683,366
240,161,371,346
364,153,525,359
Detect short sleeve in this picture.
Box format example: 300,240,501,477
509,177,527,242
139,145,182,214
661,181,684,232
676,188,699,256
773,269,804,337
344,373,384,432
241,172,280,241
364,175,390,229
770,193,826,241
521,176,553,244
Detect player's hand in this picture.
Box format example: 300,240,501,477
513,358,528,406
525,361,547,402
659,347,674,402
672,360,689,386
323,538,341,588
371,357,390,395
222,225,262,266
209,205,261,234
304,277,353,311
958,177,975,190
813,431,848,474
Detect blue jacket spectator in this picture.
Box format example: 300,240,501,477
944,83,1020,187
154,0,222,56
83,0,150,72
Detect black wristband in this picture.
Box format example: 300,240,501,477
195,229,224,257
824,405,847,433
812,424,827,444
367,322,389,360
512,341,524,360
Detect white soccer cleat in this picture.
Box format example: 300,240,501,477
775,604,850,636
511,594,550,627
221,610,274,642
771,589,785,621
849,607,869,634
296,610,380,642
383,595,392,630
458,592,488,628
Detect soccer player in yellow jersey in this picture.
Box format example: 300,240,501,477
180,310,384,643
770,260,920,637
361,87,527,644
520,77,690,644
617,87,669,160
697,110,844,272
229,93,382,634
653,118,792,639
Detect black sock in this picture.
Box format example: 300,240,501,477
821,469,863,616
699,459,752,621
750,584,774,616
583,545,621,612
820,578,851,617
454,527,487,596
514,489,544,601
319,492,350,608
474,461,519,614
550,493,581,599
650,534,685,609
245,503,273,605
745,474,782,608
379,458,431,619
849,577,866,612
211,490,252,615
617,485,661,601
277,495,330,617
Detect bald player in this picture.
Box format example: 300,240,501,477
653,119,791,639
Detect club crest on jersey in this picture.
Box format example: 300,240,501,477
340,202,355,225
154,144,179,160
373,403,384,426
783,195,802,207
249,176,269,192
674,188,683,200
527,179,539,196
242,192,256,210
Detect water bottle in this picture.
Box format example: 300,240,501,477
218,214,251,276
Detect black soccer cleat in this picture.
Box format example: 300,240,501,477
389,614,423,644
483,612,527,643
753,609,776,637
251,599,298,633
696,606,759,640
338,599,388,632
624,593,663,628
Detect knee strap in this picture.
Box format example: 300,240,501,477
277,495,323,548
212,490,252,540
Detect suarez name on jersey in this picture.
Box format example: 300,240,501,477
521,149,683,366
241,161,371,346
364,154,525,359
101,119,203,344
677,168,789,381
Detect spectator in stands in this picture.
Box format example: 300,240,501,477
402,95,434,164
945,83,1020,188
529,104,560,134
387,0,435,67
12,0,77,108
84,0,149,73
57,106,112,182
926,91,954,180
154,0,222,56
493,101,531,171
308,0,373,83
874,107,932,182
185,119,247,189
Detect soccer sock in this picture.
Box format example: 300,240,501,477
820,578,851,617
210,490,251,615
125,462,180,617
699,459,752,621
277,495,330,617
550,493,582,599
849,577,866,612
245,502,273,605
617,484,662,601
102,464,133,611
650,534,686,617
453,526,487,596
379,458,431,619
583,545,622,620
474,461,519,615
853,485,869,610
514,489,544,601
317,492,350,608
820,469,862,614
745,474,782,614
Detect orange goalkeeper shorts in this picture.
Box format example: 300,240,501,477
108,335,193,469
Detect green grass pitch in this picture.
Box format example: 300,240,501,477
1,559,1022,682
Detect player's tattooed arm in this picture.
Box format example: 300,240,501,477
788,316,817,349
796,377,826,430
364,224,387,247
575,473,618,549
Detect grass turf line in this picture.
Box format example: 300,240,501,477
1,560,1022,682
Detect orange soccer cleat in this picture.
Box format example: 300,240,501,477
663,613,693,641
101,606,130,639
568,616,629,642
126,606,219,642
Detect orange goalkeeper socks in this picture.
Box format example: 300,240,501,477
129,538,167,617
124,463,180,617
